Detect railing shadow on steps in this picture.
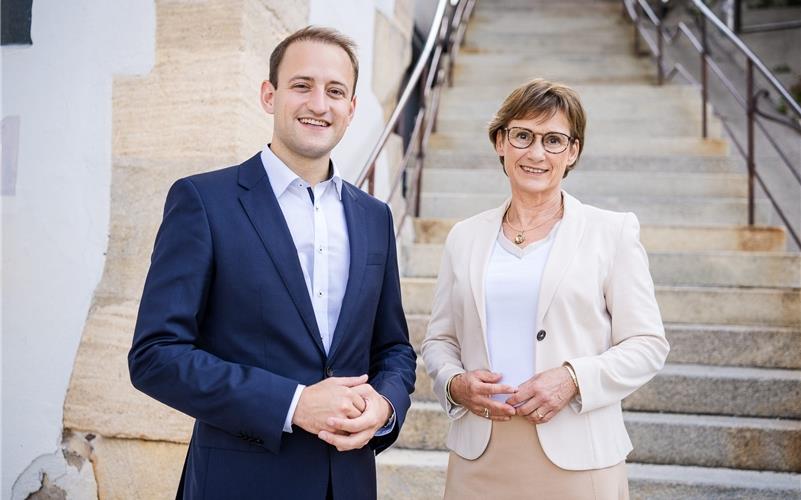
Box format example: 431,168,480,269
622,0,801,249
354,0,476,236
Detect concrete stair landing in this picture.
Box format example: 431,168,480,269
378,0,801,498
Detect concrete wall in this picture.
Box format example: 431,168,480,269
2,1,414,498
1,1,155,497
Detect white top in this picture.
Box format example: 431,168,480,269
261,146,350,432
485,223,559,402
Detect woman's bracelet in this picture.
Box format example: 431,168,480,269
564,363,579,390
445,373,461,406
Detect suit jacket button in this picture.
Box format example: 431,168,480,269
326,367,334,378
536,330,547,341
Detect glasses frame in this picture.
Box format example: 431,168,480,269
503,127,575,154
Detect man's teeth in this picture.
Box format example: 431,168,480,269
299,118,329,127
521,166,547,173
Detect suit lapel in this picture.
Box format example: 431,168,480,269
237,155,326,357
536,192,586,326
327,183,366,362
469,200,509,356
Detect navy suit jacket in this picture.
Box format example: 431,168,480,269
128,153,416,500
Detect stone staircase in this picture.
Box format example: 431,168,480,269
376,0,801,498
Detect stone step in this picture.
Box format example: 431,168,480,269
429,134,730,157
412,360,801,419
403,244,801,287
424,152,741,173
452,55,653,85
377,450,801,500
438,89,707,118
419,193,770,225
401,278,801,327
397,402,801,472
422,169,747,198
406,315,801,370
412,218,787,251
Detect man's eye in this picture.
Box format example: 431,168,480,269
328,88,345,97
292,83,310,90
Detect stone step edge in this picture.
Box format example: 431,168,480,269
401,277,801,293
377,449,801,493
412,359,801,384
407,401,801,431
404,315,801,335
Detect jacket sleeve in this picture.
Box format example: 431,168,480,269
567,212,670,413
367,203,418,454
421,230,469,421
128,178,297,453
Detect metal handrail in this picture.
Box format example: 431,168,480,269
355,0,476,235
622,0,801,248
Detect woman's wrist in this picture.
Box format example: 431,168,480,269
445,373,463,406
563,363,579,394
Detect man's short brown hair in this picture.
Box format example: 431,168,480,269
487,78,586,177
269,26,359,97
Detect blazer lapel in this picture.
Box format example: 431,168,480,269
237,155,326,357
536,192,586,327
327,183,366,361
469,200,509,356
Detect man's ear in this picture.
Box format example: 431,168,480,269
346,94,357,125
260,80,276,115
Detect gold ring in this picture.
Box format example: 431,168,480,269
483,408,490,419
535,410,544,419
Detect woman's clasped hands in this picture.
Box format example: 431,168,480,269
451,366,578,424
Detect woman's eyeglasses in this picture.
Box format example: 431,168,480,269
504,127,574,154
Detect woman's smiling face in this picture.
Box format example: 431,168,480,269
495,110,580,200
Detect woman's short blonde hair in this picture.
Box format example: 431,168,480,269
487,78,586,177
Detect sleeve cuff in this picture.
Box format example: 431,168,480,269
374,396,396,437
283,384,305,433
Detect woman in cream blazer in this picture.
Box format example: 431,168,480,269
421,79,669,500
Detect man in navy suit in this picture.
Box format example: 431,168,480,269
128,26,416,500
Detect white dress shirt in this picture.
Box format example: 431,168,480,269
261,147,395,435
485,224,559,402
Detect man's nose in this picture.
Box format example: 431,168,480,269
306,87,327,114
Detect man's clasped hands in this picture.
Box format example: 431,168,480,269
292,375,392,452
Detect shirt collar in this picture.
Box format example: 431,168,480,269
260,145,344,200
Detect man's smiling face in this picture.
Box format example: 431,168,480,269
261,40,356,163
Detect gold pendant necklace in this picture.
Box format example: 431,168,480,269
503,200,564,246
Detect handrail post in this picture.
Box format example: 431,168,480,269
368,162,375,195
746,59,755,226
656,2,665,85
633,2,641,55
700,16,708,138
656,22,664,84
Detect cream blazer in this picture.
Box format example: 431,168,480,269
421,192,669,470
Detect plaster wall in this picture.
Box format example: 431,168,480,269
1,1,155,497
310,0,385,181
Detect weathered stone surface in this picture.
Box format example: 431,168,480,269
90,436,186,500
373,9,413,118
63,302,193,443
